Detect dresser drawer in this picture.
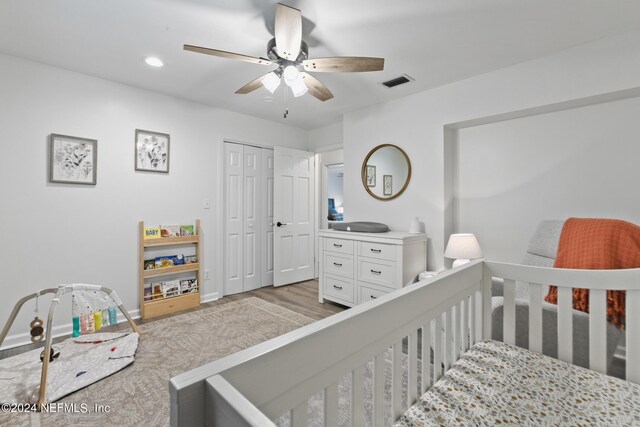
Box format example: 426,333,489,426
358,260,396,289
324,237,354,255
359,284,389,304
324,275,354,304
360,241,396,261
324,253,353,278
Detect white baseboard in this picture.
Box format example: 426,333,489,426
201,292,220,304
1,309,141,352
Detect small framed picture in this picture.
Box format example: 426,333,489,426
135,129,170,173
383,175,393,196
366,165,376,187
50,134,97,185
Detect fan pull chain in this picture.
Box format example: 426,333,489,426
283,80,289,118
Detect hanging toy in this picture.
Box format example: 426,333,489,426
30,293,45,343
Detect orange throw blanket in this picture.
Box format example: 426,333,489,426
544,218,640,329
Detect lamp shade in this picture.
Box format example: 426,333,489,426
444,233,483,259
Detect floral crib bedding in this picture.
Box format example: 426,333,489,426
395,339,640,426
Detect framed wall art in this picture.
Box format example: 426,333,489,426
383,175,393,195
366,165,376,187
135,129,170,173
50,134,97,185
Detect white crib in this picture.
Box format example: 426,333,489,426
169,260,640,426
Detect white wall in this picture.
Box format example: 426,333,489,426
308,121,343,152
0,53,308,348
456,96,640,263
343,30,640,270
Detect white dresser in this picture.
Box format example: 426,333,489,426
318,229,427,307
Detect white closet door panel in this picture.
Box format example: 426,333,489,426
274,147,315,286
224,143,244,296
243,145,262,292
261,148,274,287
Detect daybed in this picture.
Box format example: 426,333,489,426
169,260,640,426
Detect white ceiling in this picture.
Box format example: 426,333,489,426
2,0,640,129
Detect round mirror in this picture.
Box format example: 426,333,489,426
361,144,411,201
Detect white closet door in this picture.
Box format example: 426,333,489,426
242,145,262,292
261,148,275,287
223,143,244,295
273,146,315,286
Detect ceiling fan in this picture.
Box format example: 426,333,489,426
184,3,384,102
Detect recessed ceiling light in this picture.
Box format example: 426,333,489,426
144,57,164,68
263,96,274,103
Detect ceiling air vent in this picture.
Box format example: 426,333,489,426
382,74,414,88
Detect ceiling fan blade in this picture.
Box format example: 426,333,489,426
303,57,385,72
274,3,302,61
300,72,333,101
235,73,272,94
184,44,271,65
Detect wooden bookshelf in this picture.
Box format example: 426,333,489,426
143,235,199,247
138,219,202,319
143,263,200,279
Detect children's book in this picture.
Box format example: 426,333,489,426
155,256,174,268
162,280,180,298
180,278,198,294
144,259,156,270
152,283,163,300
143,284,152,301
144,227,161,239
160,225,180,237
180,225,195,236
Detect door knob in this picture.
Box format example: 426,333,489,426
276,221,287,227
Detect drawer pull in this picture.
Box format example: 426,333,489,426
333,262,343,267
333,285,343,290
333,244,342,248
370,249,381,253
371,269,381,275
370,295,377,299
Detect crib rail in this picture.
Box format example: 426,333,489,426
170,260,640,426
171,260,486,427
485,261,640,382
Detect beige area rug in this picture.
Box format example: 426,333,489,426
1,297,314,427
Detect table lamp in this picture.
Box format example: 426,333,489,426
444,233,483,268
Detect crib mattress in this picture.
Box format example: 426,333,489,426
395,339,640,426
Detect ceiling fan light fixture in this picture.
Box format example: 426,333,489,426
283,65,300,86
290,77,308,97
262,71,281,93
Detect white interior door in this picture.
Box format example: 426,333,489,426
274,146,315,286
261,149,274,287
225,142,275,295
242,145,262,291
223,142,244,295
